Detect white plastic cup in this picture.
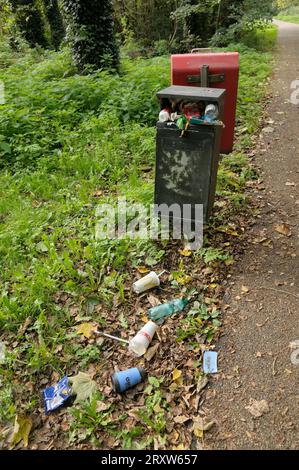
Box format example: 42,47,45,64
133,271,160,294
159,109,170,123
129,321,157,357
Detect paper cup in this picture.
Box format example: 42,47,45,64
133,272,160,294
129,321,157,357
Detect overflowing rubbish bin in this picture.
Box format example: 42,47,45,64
154,85,226,224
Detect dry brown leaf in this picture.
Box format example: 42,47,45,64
245,399,269,418
193,417,216,438
144,343,160,361
241,285,250,294
96,401,110,413
274,224,291,237
174,415,190,424
197,375,209,393
147,295,161,307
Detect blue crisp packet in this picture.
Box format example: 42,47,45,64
203,351,218,374
43,376,72,414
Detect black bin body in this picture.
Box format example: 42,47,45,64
155,86,226,224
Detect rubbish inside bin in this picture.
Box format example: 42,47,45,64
204,104,219,122
158,97,220,127
159,109,171,123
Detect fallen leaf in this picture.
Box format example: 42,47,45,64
147,295,161,307
289,340,299,350
144,343,160,361
172,368,182,382
10,415,32,448
174,415,190,424
76,323,96,339
193,418,216,438
274,224,291,237
137,266,150,274
173,444,187,450
176,275,192,285
92,189,103,197
69,372,97,403
245,399,269,418
262,126,274,133
96,401,110,413
241,285,250,294
179,249,192,257
197,375,209,393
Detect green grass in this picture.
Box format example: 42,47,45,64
241,25,278,51
277,14,299,24
0,36,275,448
277,5,299,24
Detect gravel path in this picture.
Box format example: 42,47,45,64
204,20,299,450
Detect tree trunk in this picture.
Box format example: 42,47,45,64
43,0,65,50
10,0,48,47
63,0,119,72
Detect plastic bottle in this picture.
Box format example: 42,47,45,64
111,367,147,393
204,104,219,122
148,298,189,323
129,321,157,357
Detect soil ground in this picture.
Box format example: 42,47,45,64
204,20,299,450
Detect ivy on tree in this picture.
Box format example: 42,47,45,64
63,0,119,72
43,0,65,51
10,0,48,47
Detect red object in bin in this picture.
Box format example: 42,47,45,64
171,52,239,154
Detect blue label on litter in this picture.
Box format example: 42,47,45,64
203,351,218,374
43,376,72,414
115,368,142,392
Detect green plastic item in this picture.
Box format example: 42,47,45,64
190,116,205,125
148,298,189,323
177,116,187,130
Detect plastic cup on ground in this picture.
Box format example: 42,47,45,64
129,321,157,357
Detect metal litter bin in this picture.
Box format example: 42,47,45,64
155,85,226,225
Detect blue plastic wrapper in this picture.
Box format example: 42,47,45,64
43,376,72,414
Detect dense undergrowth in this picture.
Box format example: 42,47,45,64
0,27,276,449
